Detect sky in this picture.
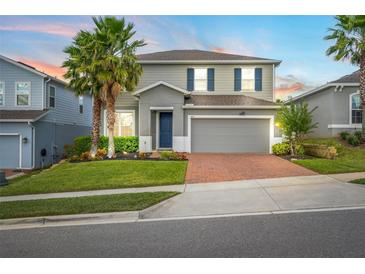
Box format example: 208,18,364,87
0,15,358,99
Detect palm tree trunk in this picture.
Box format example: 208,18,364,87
106,94,116,158
360,51,365,139
90,96,102,157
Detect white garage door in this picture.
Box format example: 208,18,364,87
0,135,20,169
191,118,270,153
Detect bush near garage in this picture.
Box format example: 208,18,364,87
272,143,291,155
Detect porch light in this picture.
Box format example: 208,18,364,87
22,137,28,144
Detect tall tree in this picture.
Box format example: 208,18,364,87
325,15,365,137
63,31,103,157
92,16,145,158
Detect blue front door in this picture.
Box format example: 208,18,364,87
159,112,173,148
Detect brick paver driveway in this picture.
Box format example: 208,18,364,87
185,153,316,183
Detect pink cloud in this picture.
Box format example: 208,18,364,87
0,23,81,38
17,57,66,79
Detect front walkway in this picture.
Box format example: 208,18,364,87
185,153,316,183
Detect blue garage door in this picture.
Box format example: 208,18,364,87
0,135,20,169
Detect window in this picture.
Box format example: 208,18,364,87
49,86,56,108
113,111,135,137
79,96,83,114
16,82,31,106
351,93,362,124
0,82,4,106
242,68,255,91
194,68,207,91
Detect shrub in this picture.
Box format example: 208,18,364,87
64,144,75,159
71,136,139,156
80,151,92,161
70,155,80,162
272,143,290,156
347,134,361,146
340,131,350,140
95,148,107,160
295,144,305,156
74,136,92,155
159,151,187,160
354,131,363,143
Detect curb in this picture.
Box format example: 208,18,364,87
0,211,139,230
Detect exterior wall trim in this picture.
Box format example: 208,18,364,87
0,132,22,168
182,105,280,110
138,60,281,65
328,124,363,129
150,106,174,110
187,115,276,153
133,81,190,96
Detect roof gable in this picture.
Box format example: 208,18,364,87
133,81,190,96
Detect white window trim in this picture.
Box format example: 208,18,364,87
15,81,31,107
48,85,56,108
193,67,208,92
240,67,257,93
103,109,136,137
187,115,278,154
0,81,4,106
349,91,362,126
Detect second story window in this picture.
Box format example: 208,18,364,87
49,85,56,108
0,82,4,106
242,68,255,91
79,96,84,114
194,68,208,91
16,82,31,106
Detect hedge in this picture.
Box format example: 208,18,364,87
65,136,139,157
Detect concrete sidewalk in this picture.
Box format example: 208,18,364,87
1,172,365,203
141,175,365,219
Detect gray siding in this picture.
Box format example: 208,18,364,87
0,123,33,169
0,58,44,110
139,84,185,137
137,64,274,101
41,80,92,127
34,121,91,168
297,86,360,137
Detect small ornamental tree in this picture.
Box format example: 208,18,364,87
276,102,318,156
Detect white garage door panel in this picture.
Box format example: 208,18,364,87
191,119,270,153
0,135,20,168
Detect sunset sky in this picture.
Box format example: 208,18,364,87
0,15,358,99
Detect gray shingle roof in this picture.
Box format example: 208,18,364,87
0,110,49,121
137,50,279,62
330,70,360,83
185,95,278,106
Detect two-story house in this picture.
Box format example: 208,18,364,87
101,50,282,153
0,54,92,170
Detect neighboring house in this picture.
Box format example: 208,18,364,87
0,55,92,170
289,70,362,137
101,50,282,153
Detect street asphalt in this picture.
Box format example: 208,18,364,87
1,208,365,257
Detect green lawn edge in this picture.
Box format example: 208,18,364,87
0,160,188,197
350,178,365,185
0,192,179,219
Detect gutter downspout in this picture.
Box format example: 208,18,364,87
28,121,36,169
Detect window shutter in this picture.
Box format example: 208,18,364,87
207,68,215,91
234,68,241,91
255,68,262,91
187,68,194,91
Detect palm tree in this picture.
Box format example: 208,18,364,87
63,31,103,157
325,15,365,137
92,16,145,158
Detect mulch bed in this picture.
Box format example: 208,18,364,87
279,155,316,161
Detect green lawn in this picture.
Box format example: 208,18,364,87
351,178,365,185
0,160,187,196
0,192,178,219
294,138,365,174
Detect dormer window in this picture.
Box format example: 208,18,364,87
16,82,31,106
